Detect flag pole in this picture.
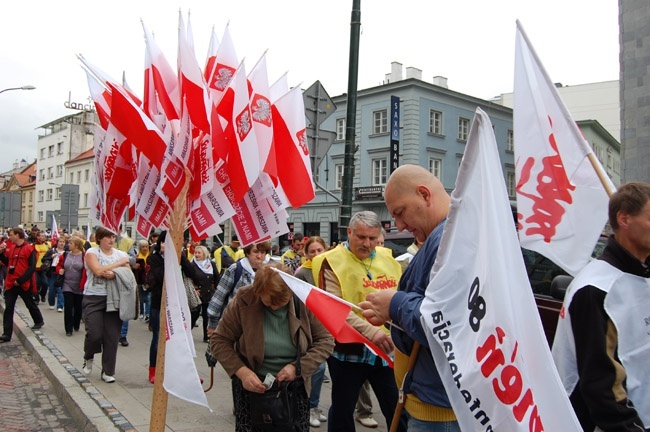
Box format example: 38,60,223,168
587,153,616,197
149,173,190,431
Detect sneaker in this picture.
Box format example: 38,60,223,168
49,306,55,310
356,416,379,428
101,372,116,383
57,308,63,313
309,408,321,428
119,337,129,347
316,408,327,422
31,322,45,330
82,358,93,375
144,315,150,323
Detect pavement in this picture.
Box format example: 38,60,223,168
1,298,390,432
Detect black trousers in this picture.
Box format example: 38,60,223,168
63,291,83,333
3,287,44,338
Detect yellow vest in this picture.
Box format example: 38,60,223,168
312,244,401,326
281,249,307,266
35,242,50,268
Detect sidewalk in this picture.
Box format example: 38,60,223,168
3,299,389,432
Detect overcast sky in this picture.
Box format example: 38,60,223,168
0,0,619,173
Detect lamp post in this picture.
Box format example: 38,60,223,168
0,85,36,94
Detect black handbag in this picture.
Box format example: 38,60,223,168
53,273,64,288
246,295,306,431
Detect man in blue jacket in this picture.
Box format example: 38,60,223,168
360,164,458,431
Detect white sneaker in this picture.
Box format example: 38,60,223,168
356,416,379,428
57,308,63,313
309,408,321,427
82,358,93,375
317,408,327,422
101,372,116,383
49,306,55,310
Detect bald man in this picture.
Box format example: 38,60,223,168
359,164,459,431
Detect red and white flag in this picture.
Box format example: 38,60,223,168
420,107,581,431
514,21,613,276
163,234,211,409
248,53,274,170
142,21,180,121
205,25,238,104
270,86,314,208
276,270,393,367
51,215,59,245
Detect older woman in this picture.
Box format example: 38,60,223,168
81,226,132,383
182,245,218,342
56,237,86,336
206,241,271,332
214,265,334,431
133,239,151,322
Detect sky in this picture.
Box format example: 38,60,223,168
0,0,619,173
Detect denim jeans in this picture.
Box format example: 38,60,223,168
309,361,326,409
120,321,129,338
406,412,460,432
47,275,64,308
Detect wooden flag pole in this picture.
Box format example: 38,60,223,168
586,152,616,198
149,175,190,431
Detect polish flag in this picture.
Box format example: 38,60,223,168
248,53,274,171
51,215,59,245
275,270,394,367
142,21,180,121
203,28,219,84
271,86,314,208
206,25,238,104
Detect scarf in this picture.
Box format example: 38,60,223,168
193,258,213,274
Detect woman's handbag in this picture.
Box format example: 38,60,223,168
183,273,201,309
53,273,64,289
247,379,305,431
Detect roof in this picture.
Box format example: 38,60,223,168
67,148,94,164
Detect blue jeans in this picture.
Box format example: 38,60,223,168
326,356,406,432
149,309,160,367
406,413,460,432
138,285,151,316
47,275,64,308
120,321,128,338
310,361,326,409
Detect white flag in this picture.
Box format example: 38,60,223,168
420,108,581,431
162,234,211,409
514,21,613,276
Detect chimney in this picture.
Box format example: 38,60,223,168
406,67,422,80
391,61,403,82
433,76,448,89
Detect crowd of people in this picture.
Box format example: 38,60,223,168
1,169,649,431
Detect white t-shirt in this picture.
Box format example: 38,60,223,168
84,246,129,296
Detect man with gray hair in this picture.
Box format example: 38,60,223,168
312,211,405,431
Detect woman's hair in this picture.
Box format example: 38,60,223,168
252,263,292,307
193,245,209,260
304,236,327,253
95,227,115,242
137,239,150,249
68,236,85,251
243,240,272,256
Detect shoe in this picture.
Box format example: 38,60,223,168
316,408,327,422
119,337,129,347
144,315,150,323
82,358,93,375
66,332,73,336
57,308,63,313
309,408,321,428
101,372,116,383
49,306,55,310
148,366,156,384
356,416,379,428
0,334,11,343
323,374,330,383
31,322,45,330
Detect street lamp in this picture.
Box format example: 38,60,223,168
0,85,36,94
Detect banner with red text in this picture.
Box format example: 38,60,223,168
514,21,613,276
420,108,581,432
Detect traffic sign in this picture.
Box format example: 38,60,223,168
303,81,336,127
306,127,336,171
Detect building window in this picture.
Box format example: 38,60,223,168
372,159,387,186
40,148,46,160
37,211,44,222
429,157,442,179
83,193,89,207
70,172,74,183
507,172,516,198
47,167,54,179
46,189,53,201
84,169,90,182
458,117,470,141
39,169,45,181
29,191,33,201
336,118,346,141
373,110,388,134
335,164,344,190
38,190,44,202
48,145,54,157
55,187,61,200
506,129,514,152
76,171,81,183
57,142,63,155
56,165,63,177
429,110,443,135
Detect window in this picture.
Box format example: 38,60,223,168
40,148,46,159
37,211,44,222
48,145,54,157
76,171,81,183
373,110,388,134
38,190,44,202
39,169,45,181
70,173,74,183
55,187,61,200
56,165,63,177
47,167,54,179
83,193,88,207
507,172,516,198
29,191,33,201
57,142,63,155
429,110,443,135
372,159,387,185
336,118,346,141
335,164,344,190
506,129,514,152
46,189,53,201
429,158,442,179
84,169,89,182
458,117,470,141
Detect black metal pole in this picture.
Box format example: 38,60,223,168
339,0,361,243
